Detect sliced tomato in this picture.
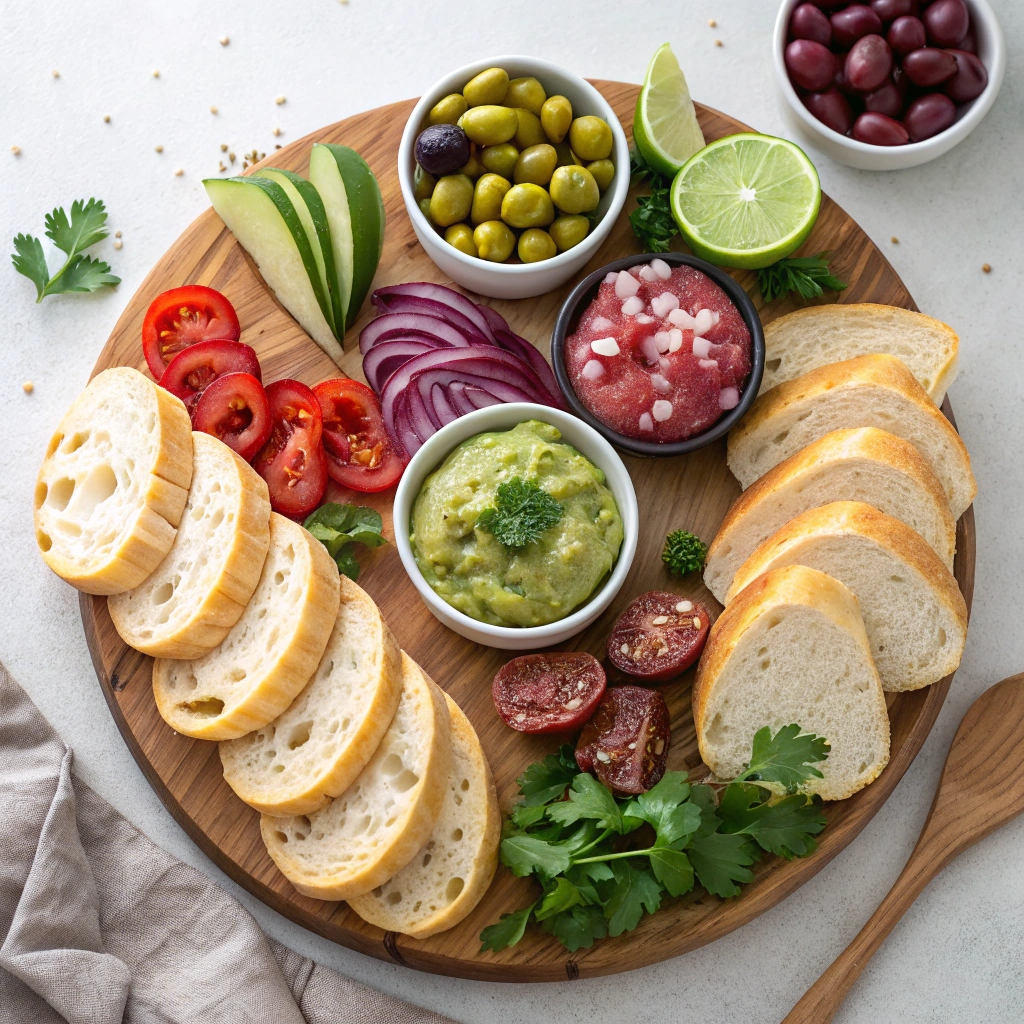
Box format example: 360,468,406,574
142,285,241,379
158,339,262,417
313,378,405,493
607,592,711,683
252,379,328,518
193,372,272,462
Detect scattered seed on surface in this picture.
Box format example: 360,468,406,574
113,239,123,249
10,145,21,156
218,161,227,172
229,152,236,162
152,69,160,78
220,35,230,45
52,70,60,78
274,144,282,150
891,236,899,243
708,18,717,27
272,127,281,136
714,39,724,47
982,263,991,273
155,144,164,153
174,168,183,176
220,143,228,151
103,115,111,123
275,95,286,105
210,105,219,114
114,230,122,238
22,381,34,394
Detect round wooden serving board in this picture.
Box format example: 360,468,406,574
80,82,975,982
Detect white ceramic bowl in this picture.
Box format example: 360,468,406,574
393,403,639,650
398,55,630,300
773,0,1005,170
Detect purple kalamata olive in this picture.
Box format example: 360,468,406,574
845,34,893,91
832,5,884,48
904,92,957,140
943,49,988,102
888,15,927,54
923,0,969,47
853,111,910,145
790,3,833,45
834,65,860,97
871,0,918,21
864,80,904,118
803,87,855,134
415,124,470,176
785,39,838,91
903,47,958,86
958,26,977,54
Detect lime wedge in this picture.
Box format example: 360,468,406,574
633,43,705,178
669,133,821,270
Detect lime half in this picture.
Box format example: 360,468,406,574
633,43,705,178
670,134,821,270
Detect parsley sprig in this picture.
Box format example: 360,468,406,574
480,726,828,953
12,198,120,302
477,477,563,549
662,529,708,576
756,253,848,304
304,503,386,580
629,149,677,254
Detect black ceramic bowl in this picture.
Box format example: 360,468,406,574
550,252,765,457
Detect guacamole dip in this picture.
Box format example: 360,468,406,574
410,420,623,628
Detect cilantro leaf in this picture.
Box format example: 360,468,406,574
510,802,548,828
535,877,586,922
718,783,826,859
737,724,830,794
541,904,607,952
44,198,110,255
622,771,700,847
303,504,386,581
628,149,677,254
57,254,120,294
477,477,563,549
516,745,578,807
479,903,536,953
11,234,48,301
689,784,723,838
605,861,662,937
500,835,572,881
687,832,757,898
546,773,623,832
756,253,848,304
648,847,695,897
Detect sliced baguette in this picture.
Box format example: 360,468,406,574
347,694,500,938
694,564,890,801
34,366,193,594
704,428,956,603
260,652,452,901
219,575,403,815
727,502,967,691
761,303,959,403
152,513,340,740
108,433,271,658
728,354,976,519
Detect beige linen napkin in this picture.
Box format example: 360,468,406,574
0,662,457,1024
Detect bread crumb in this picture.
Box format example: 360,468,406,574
891,236,899,244
982,263,991,273
275,95,286,105
220,35,230,46
10,145,21,156
113,239,123,249
22,381,34,394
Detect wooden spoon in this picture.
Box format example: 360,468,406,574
783,672,1024,1024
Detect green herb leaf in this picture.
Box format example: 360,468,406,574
622,771,700,847
546,773,624,833
303,504,386,580
516,745,578,807
648,847,695,897
11,234,49,301
479,903,537,953
756,253,848,304
687,832,758,898
718,783,827,859
535,877,586,922
500,835,572,881
57,254,120,295
44,198,110,256
540,904,608,952
737,724,830,794
662,529,708,576
605,861,662,937
477,477,563,549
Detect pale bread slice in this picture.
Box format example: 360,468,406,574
694,564,890,801
727,502,968,692
260,653,452,901
152,513,340,740
704,428,955,603
761,303,959,403
219,575,403,815
34,366,193,594
347,693,500,938
728,354,976,519
108,433,271,658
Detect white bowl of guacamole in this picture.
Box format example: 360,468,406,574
394,403,639,649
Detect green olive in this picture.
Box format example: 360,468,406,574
540,95,573,143
513,108,548,150
458,148,486,179
553,140,575,167
503,76,546,115
418,197,434,223
586,158,615,192
548,165,600,214
428,93,468,126
568,115,613,162
429,173,473,227
459,105,519,147
473,220,516,262
463,67,509,107
481,142,519,179
471,173,512,225
513,143,558,187
517,228,557,263
413,164,436,201
549,214,590,251
445,223,478,258
501,183,554,229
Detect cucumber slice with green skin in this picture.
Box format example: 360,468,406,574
309,143,385,338
257,167,343,339
204,176,343,365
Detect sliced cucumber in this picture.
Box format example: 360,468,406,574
256,167,343,338
204,176,343,365
309,143,385,340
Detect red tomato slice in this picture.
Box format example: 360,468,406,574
159,339,262,417
142,285,241,379
192,372,272,462
606,592,711,683
313,378,405,493
252,379,328,518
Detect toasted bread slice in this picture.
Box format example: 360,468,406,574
152,514,339,740
347,694,499,938
761,303,959,403
728,354,976,519
219,575,403,815
34,367,193,594
109,433,271,658
694,564,890,801
727,502,968,691
704,428,955,603
260,653,452,901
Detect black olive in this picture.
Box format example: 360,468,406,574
415,124,471,177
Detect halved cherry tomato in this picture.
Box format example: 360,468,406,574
252,379,328,518
492,653,606,734
313,378,405,493
193,372,272,462
142,285,241,379
159,339,262,417
607,592,711,683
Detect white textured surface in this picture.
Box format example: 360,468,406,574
1,1,1021,1021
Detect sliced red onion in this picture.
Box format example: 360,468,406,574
478,303,512,337
492,328,563,405
465,386,501,410
359,312,476,354
363,339,437,394
368,293,489,344
373,283,497,343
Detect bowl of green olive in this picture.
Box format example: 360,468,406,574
399,56,630,300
